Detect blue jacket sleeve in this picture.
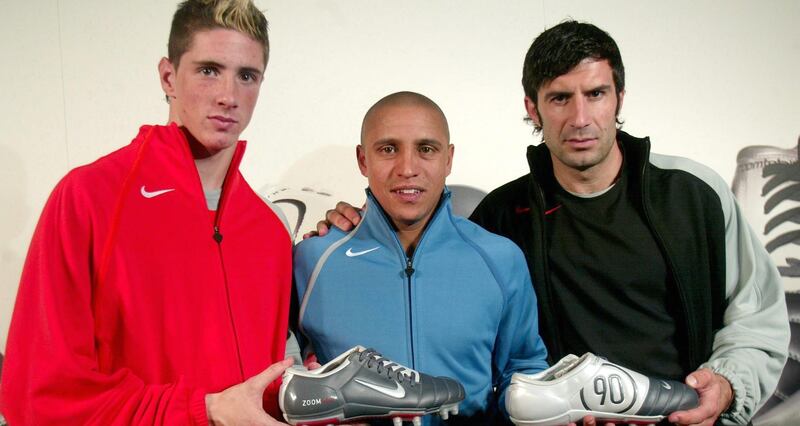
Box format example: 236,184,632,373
492,245,549,415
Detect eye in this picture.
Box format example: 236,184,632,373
240,71,260,83
589,89,605,98
378,145,396,154
551,94,568,105
419,145,436,154
199,66,218,76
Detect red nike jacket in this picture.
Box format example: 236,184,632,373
0,124,292,425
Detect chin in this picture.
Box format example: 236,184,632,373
397,210,431,226
564,154,601,169
203,137,238,152
382,208,416,224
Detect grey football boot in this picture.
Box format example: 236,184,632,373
280,346,464,425
506,353,699,426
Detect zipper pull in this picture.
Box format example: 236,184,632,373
405,258,415,278
213,226,223,243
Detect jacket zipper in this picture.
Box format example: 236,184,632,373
527,148,564,362
175,125,247,381
214,222,246,382
212,156,247,381
637,149,697,369
366,189,450,371
405,257,416,369
533,183,563,361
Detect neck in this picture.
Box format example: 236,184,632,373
371,191,444,256
552,141,623,195
194,149,236,191
176,127,237,191
396,226,425,256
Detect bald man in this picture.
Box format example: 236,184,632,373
292,92,548,424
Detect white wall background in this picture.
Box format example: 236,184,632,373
1,0,799,351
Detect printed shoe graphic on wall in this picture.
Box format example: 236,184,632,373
505,352,698,426
731,137,799,425
280,346,464,425
732,137,800,292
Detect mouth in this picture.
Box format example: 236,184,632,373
564,137,597,148
210,115,237,123
209,115,238,130
391,187,425,202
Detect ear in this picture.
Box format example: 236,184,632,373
356,145,368,178
158,57,177,100
445,143,454,177
616,89,625,114
524,96,541,128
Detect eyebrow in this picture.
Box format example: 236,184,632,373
372,138,445,147
417,138,444,147
239,66,264,78
584,84,612,94
544,84,613,100
192,60,264,77
192,60,225,69
374,138,399,146
543,89,572,100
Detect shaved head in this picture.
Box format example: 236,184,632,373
357,91,454,250
361,91,450,145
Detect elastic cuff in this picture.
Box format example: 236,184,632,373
707,365,749,424
190,389,210,426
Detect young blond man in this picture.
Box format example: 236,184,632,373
0,1,293,424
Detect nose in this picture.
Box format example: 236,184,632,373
396,149,419,178
569,96,590,129
216,76,239,109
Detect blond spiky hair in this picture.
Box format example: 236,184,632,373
168,0,269,68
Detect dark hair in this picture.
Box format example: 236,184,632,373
168,0,269,68
522,21,625,128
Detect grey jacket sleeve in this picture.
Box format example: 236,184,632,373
692,163,790,424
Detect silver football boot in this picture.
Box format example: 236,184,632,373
280,346,464,425
506,353,699,426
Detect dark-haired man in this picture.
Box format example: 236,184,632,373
470,21,789,426
0,1,294,424
320,21,789,426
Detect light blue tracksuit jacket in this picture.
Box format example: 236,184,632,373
294,189,548,422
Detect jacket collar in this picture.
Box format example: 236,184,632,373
525,130,651,184
362,187,453,253
134,123,248,219
166,122,248,179
136,123,248,177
